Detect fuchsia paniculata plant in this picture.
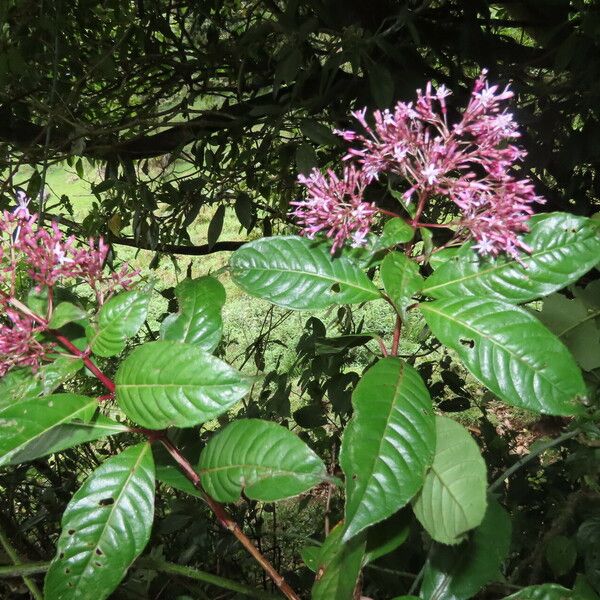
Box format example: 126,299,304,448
0,196,302,600
292,70,544,258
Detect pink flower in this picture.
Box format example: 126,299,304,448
291,166,376,253
333,70,543,258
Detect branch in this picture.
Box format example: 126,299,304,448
0,523,43,600
0,559,279,599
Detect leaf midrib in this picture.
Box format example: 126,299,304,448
423,303,576,398
235,264,379,297
422,234,592,295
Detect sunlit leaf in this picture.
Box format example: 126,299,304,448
412,416,487,545
230,236,380,309
420,298,587,415
44,443,155,600
198,419,327,502
340,358,435,540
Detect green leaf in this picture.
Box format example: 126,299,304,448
546,535,577,578
160,276,225,352
0,394,127,466
198,419,327,502
380,218,415,245
422,213,600,304
0,356,83,408
299,119,341,146
234,193,254,231
538,292,600,372
501,584,574,599
49,302,87,329
230,236,380,310
155,464,202,498
381,252,423,315
312,523,366,600
115,340,251,429
420,298,587,416
573,574,600,600
340,358,435,540
412,416,487,545
368,62,394,107
296,142,318,174
207,205,225,250
364,510,411,564
44,443,155,600
86,288,150,357
300,545,321,572
420,497,512,599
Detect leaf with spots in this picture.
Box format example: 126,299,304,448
340,358,435,540
198,419,327,502
229,236,380,310
412,416,487,545
420,298,587,415
0,394,127,467
115,341,252,429
44,443,155,600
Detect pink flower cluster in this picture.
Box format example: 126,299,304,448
290,165,376,253
293,70,543,258
0,198,138,376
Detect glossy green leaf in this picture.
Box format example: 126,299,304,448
160,276,225,352
44,443,155,600
229,236,380,309
299,119,341,146
115,341,251,429
420,298,587,415
198,419,327,502
502,584,574,599
420,497,511,599
86,288,150,357
0,394,127,466
0,356,83,408
49,302,87,329
340,358,435,540
423,213,600,304
381,252,423,314
412,416,487,545
312,523,366,600
380,218,415,245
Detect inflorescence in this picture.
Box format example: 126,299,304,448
291,70,544,257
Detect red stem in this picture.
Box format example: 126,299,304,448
3,290,299,599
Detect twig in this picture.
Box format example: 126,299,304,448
488,428,580,493
0,524,43,600
4,295,300,600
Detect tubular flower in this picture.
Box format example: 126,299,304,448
329,70,544,258
291,166,376,254
0,196,139,375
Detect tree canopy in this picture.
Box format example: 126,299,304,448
1,0,599,254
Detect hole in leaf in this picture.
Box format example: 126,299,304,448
65,568,70,574
94,562,102,567
59,553,64,559
95,548,103,556
98,497,115,507
459,338,475,348
330,283,340,294
68,582,74,588
68,529,76,535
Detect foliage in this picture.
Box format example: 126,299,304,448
1,2,600,599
